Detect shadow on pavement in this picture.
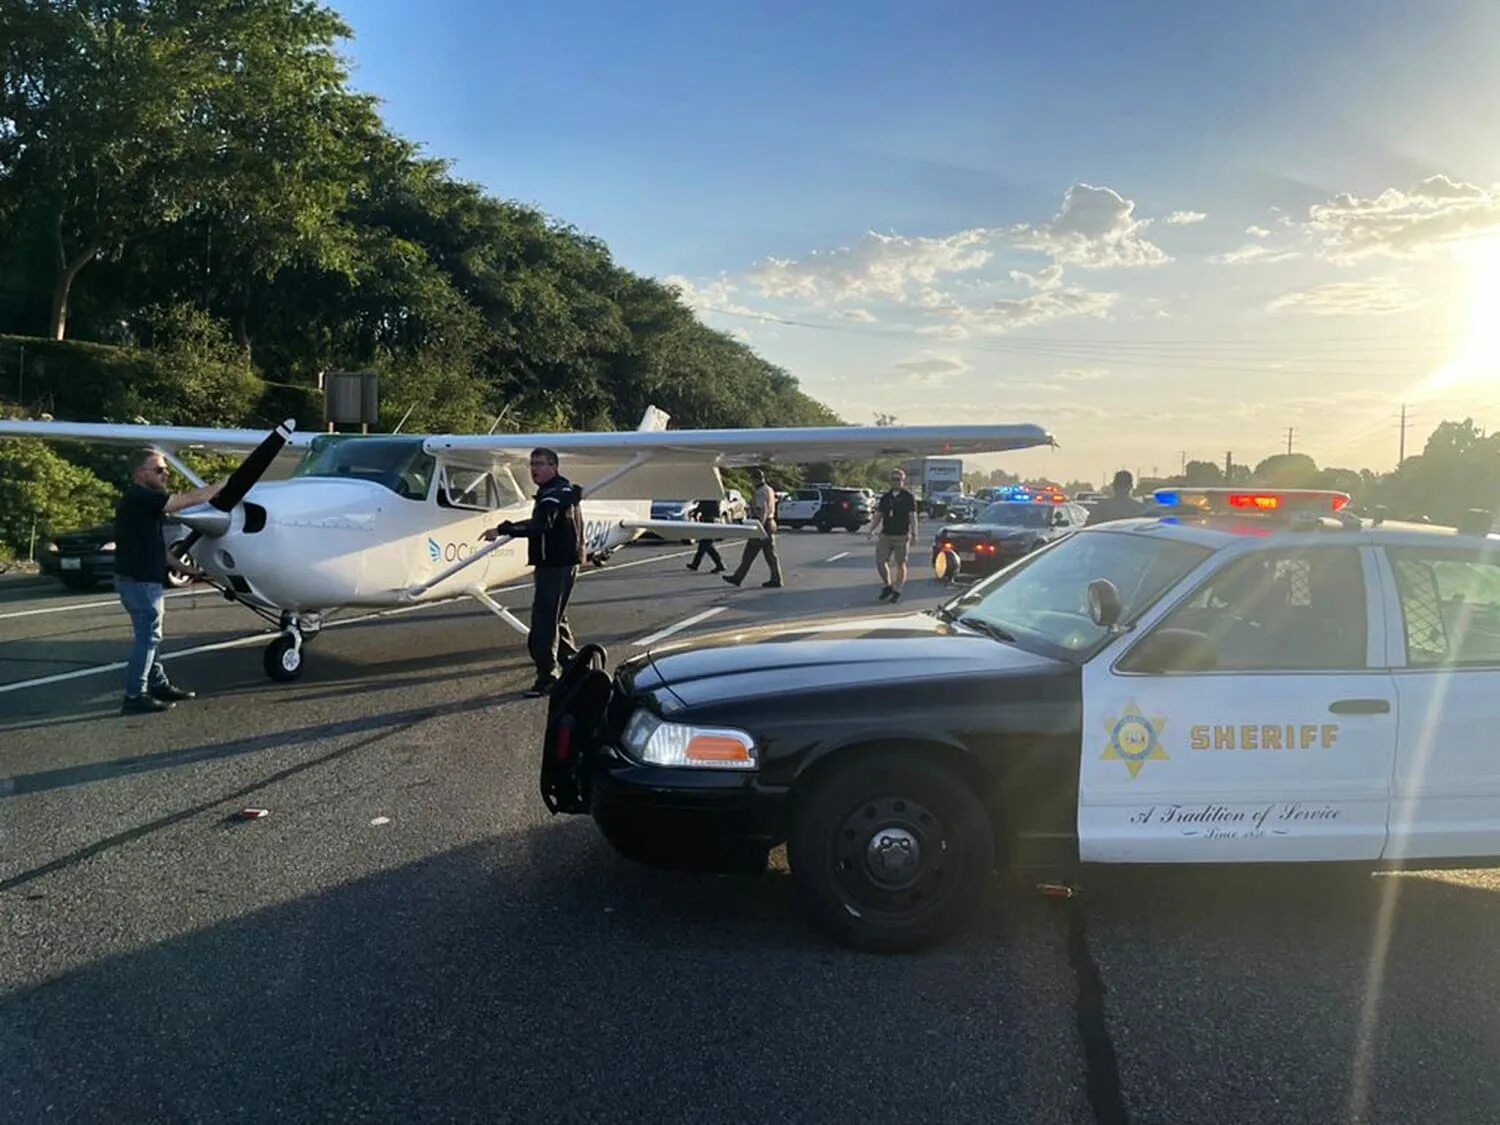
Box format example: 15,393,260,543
0,825,1077,1124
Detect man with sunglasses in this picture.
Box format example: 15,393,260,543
116,449,223,714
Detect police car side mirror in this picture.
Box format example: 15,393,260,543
1122,629,1218,674
1086,579,1123,628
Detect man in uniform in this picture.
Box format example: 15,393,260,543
868,468,919,603
483,447,585,696
115,449,223,714
723,470,784,589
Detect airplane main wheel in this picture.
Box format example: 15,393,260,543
264,634,303,682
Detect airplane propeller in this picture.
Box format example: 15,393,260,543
170,419,297,560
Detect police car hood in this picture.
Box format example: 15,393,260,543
633,610,1064,709
941,521,1042,539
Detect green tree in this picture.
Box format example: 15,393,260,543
1183,460,1224,486
1253,452,1320,487
0,0,367,343
0,437,116,552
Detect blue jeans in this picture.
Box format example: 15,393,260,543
117,578,166,698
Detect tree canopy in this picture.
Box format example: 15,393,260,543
0,0,838,440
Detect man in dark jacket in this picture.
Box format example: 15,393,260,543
1085,470,1148,526
115,448,222,714
483,447,585,696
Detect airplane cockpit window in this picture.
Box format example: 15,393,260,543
439,465,502,510
291,437,436,501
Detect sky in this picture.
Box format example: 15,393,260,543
336,0,1500,485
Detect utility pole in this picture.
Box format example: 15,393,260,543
1397,403,1408,466
1180,450,1187,475
1285,427,1294,456
1225,450,1233,481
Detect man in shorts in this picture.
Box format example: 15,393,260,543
868,468,919,603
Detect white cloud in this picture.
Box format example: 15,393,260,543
921,265,1118,336
744,228,992,304
1245,225,1271,239
1011,184,1169,269
665,275,754,316
888,353,970,386
1211,243,1302,265
1056,367,1109,381
1267,277,1422,316
1306,174,1500,261
1165,210,1207,225
832,308,879,323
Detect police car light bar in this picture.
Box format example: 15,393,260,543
1153,488,1351,514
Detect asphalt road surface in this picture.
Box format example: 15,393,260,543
2,533,1498,1123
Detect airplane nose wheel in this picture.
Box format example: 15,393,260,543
265,613,306,682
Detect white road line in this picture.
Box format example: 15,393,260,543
0,550,695,696
0,588,201,622
631,606,727,648
823,551,851,562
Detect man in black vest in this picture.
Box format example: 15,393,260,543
115,448,222,713
483,447,585,696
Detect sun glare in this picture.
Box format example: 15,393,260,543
1418,239,1500,398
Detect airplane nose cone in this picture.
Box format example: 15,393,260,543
172,505,232,538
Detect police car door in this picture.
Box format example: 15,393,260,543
1079,544,1398,862
1380,544,1500,860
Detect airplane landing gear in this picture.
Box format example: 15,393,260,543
264,611,316,682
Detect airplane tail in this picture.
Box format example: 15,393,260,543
638,406,671,433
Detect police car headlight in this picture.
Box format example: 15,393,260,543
620,709,758,770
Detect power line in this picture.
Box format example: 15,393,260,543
708,308,1456,378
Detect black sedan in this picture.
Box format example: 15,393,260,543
38,523,195,591
932,500,1088,578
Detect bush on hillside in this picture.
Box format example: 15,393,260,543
0,439,117,552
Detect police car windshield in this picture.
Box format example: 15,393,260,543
943,530,1212,661
291,436,436,500
976,502,1051,527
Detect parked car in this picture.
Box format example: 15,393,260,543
777,487,873,532
722,489,747,522
932,499,1088,579
37,523,196,590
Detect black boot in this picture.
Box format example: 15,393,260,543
151,679,196,702
122,694,173,714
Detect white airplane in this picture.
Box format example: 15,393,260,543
0,407,1053,681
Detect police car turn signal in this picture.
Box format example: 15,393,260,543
620,709,758,770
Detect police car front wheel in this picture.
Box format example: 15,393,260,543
788,753,993,953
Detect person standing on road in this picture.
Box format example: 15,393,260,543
868,468,919,603
685,498,726,573
482,447,585,697
116,448,223,714
1085,470,1148,526
723,470,784,589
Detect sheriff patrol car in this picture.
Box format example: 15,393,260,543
541,489,1500,952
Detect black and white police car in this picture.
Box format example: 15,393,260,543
542,489,1500,951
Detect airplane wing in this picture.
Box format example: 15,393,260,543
0,416,1055,499
620,518,762,540
428,423,1054,499
0,419,316,454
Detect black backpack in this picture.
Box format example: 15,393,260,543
540,644,611,814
